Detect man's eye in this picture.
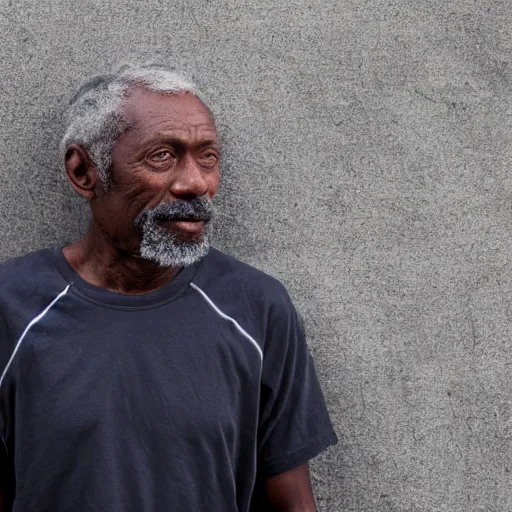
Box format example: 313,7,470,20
201,152,218,165
151,151,172,161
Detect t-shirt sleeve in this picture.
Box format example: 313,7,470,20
257,284,338,478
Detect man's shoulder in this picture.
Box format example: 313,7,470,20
195,247,292,313
0,247,54,274
0,247,60,294
195,249,301,356
200,247,286,293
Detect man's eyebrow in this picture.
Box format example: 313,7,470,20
142,135,221,151
196,139,222,151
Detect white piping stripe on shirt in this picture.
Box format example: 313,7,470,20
189,282,263,361
0,284,70,390
1,432,8,456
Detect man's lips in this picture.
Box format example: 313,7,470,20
159,219,206,235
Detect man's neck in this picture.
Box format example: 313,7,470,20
62,227,180,295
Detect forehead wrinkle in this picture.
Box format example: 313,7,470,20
139,124,218,147
129,111,215,131
122,91,215,128
118,92,217,155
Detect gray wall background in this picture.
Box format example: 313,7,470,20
1,0,511,510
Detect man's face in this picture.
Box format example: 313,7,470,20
92,88,220,266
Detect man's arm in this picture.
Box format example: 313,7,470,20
264,463,317,512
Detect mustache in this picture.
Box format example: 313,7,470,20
135,196,215,229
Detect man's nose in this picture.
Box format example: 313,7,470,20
170,154,209,198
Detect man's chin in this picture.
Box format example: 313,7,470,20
137,217,212,268
139,237,210,268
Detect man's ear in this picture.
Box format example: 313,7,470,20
64,144,101,200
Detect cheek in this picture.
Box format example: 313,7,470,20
112,167,167,212
122,180,160,210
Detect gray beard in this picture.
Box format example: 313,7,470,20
134,197,215,268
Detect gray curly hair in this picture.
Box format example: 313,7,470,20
60,63,205,189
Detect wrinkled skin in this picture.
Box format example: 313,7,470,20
63,89,220,293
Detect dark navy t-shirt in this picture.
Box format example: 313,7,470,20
0,247,337,511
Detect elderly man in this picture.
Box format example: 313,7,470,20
0,64,337,511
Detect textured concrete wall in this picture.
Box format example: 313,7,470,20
1,0,511,510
